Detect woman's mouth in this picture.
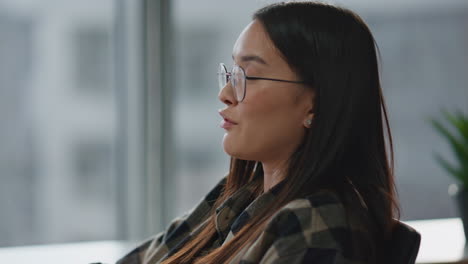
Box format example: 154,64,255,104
219,111,238,129
220,118,237,129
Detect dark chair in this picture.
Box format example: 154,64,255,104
384,220,421,264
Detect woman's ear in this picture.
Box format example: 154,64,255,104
303,112,314,128
298,87,315,128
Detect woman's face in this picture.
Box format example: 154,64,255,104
218,20,314,163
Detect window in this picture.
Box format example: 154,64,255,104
0,0,119,246
73,27,111,93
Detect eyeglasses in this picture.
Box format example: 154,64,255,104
217,63,305,102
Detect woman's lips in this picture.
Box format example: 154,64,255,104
220,118,237,129
219,111,238,129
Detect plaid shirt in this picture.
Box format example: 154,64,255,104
116,176,368,264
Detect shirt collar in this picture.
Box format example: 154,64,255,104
214,177,287,241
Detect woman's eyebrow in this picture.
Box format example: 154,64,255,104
232,54,268,65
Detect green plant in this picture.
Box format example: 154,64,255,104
430,110,468,187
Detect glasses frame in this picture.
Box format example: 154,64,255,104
218,63,305,102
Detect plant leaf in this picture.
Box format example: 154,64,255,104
445,111,468,178
430,117,468,173
452,109,468,144
444,111,466,138
434,153,467,185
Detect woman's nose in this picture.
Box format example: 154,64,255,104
218,81,237,106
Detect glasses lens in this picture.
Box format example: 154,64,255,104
232,66,245,101
217,64,227,90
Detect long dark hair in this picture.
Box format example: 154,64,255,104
162,2,399,263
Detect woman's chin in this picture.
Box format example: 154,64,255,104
222,136,242,158
223,144,255,161
222,134,258,160
222,138,236,156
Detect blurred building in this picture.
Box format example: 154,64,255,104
0,1,117,246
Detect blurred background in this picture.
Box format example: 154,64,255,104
0,0,467,247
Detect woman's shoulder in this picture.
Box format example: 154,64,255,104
264,190,359,250
235,190,371,264
270,190,347,223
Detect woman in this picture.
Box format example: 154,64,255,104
118,2,400,263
